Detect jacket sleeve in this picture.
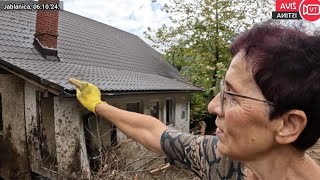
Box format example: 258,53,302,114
160,129,245,180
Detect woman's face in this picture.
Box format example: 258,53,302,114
208,52,278,161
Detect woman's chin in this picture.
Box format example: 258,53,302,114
217,140,228,155
217,141,246,161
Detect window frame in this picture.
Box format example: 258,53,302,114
149,101,160,119
125,101,143,114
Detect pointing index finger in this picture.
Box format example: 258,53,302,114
69,78,88,90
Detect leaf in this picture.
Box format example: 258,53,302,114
144,0,274,123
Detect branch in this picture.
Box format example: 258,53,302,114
149,163,171,173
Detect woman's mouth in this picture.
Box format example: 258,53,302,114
216,128,224,137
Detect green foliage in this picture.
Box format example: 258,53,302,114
145,0,273,123
274,20,320,35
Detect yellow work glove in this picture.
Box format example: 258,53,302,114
69,78,105,114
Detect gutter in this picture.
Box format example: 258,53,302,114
0,59,64,95
0,59,204,97
62,89,204,98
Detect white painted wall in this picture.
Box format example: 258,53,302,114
104,92,190,138
173,95,190,133
103,93,190,132
103,93,191,169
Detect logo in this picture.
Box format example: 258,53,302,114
276,0,301,12
299,0,320,21
272,0,320,21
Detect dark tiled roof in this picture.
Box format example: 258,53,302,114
3,58,198,91
0,10,202,93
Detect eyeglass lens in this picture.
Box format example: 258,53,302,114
220,80,225,115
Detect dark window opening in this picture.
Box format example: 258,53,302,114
149,102,160,119
83,113,116,173
36,91,57,169
83,113,101,173
126,102,142,113
181,111,186,119
36,91,41,129
166,99,174,125
0,94,3,134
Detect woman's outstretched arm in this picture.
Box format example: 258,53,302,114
69,78,167,154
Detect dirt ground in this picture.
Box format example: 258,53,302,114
307,140,320,165
133,166,199,180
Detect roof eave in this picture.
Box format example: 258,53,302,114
0,59,204,97
62,89,204,97
101,90,204,96
0,59,64,95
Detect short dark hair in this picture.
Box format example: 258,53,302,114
230,23,320,150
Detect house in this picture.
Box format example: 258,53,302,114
0,0,202,179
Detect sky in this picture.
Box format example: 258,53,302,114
63,0,170,47
62,0,320,48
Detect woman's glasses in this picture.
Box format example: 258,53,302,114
220,79,274,115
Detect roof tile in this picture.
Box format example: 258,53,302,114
0,10,202,92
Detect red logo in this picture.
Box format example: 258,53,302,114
299,0,320,21
275,0,320,21
276,0,302,12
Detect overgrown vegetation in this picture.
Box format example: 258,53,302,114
145,0,273,123
88,139,198,179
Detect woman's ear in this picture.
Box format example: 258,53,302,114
275,110,307,145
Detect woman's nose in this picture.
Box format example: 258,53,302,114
208,93,223,117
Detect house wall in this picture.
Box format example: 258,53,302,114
53,97,90,177
102,93,190,168
25,81,90,178
174,95,190,132
24,81,42,175
0,72,191,179
105,92,190,134
0,74,30,179
25,82,63,178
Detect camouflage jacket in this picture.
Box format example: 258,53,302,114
161,129,245,180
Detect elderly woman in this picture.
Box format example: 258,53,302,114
69,23,320,179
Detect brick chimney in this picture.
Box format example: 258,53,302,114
34,0,59,49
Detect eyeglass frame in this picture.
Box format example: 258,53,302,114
220,79,275,115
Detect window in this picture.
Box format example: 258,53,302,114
126,102,142,113
149,102,159,119
36,91,42,127
181,103,188,120
166,99,175,125
0,94,2,134
181,111,186,119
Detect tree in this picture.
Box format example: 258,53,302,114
145,0,273,123
275,20,320,35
